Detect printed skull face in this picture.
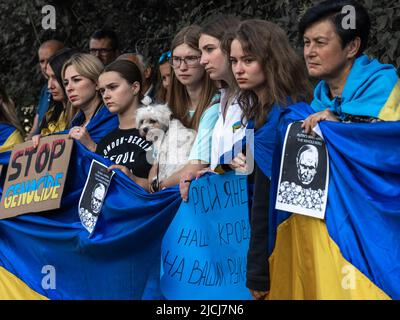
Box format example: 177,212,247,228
91,183,106,215
296,145,318,185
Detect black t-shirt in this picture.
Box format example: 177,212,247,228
96,128,153,179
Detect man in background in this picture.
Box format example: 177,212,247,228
89,28,120,66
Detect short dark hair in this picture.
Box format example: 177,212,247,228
90,28,119,50
299,0,370,56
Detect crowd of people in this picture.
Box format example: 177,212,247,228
0,0,399,299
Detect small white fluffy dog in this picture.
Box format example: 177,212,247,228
136,104,170,144
136,104,196,182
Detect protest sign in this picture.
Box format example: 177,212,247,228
79,159,114,233
161,171,252,300
275,122,329,219
0,134,73,219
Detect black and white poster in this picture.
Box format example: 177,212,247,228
79,160,114,233
275,121,329,219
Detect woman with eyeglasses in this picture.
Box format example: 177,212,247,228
155,51,172,104
0,83,24,152
167,25,217,129
149,25,219,192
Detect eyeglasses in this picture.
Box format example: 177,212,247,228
168,55,201,68
89,48,114,56
158,51,171,64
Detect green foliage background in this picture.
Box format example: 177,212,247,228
0,0,399,127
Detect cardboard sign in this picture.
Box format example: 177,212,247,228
0,134,73,219
79,159,114,234
275,122,329,219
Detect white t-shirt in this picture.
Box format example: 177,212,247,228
210,89,246,170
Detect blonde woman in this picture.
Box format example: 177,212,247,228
62,53,117,149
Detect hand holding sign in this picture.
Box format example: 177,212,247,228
230,152,248,174
0,134,73,219
301,109,339,135
79,160,114,234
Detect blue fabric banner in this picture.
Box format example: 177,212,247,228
160,171,252,300
0,124,17,147
217,102,308,178
0,142,181,299
64,104,118,143
267,104,400,299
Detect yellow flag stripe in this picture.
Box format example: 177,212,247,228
0,267,48,300
268,215,390,300
0,130,24,153
379,80,400,121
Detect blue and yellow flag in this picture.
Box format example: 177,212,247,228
0,142,181,299
66,104,119,143
0,123,23,153
267,104,400,299
216,102,308,177
312,54,400,121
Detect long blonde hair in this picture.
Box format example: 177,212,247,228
62,53,104,82
61,53,104,122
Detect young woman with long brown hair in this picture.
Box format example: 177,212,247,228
150,25,219,191
227,19,313,300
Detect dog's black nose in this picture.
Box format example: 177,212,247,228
143,127,149,133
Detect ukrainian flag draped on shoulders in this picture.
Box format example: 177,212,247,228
217,102,308,177
312,54,400,120
66,103,119,143
248,102,309,178
267,56,400,299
